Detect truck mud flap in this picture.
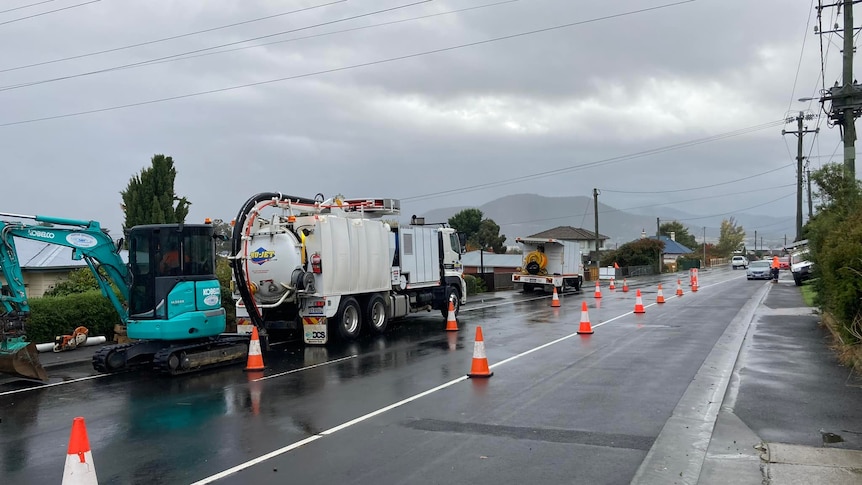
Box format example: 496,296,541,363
0,341,48,382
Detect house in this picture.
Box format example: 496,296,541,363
0,238,127,298
526,226,610,253
647,235,694,270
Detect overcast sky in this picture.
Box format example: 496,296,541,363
0,0,849,238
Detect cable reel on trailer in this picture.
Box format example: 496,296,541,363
523,249,548,275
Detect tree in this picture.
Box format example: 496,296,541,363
121,154,191,230
43,268,100,297
474,219,506,254
448,208,507,254
716,217,745,257
660,221,697,250
448,208,483,248
600,238,664,267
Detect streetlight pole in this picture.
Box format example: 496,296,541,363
783,110,818,241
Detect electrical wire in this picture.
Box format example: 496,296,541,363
600,163,794,194
0,0,436,92
0,0,59,15
784,0,815,115
0,0,99,27
0,0,348,74
401,119,786,203
72,0,522,74
0,0,697,127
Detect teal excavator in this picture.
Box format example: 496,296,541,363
0,212,248,381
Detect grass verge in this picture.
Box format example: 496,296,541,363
800,281,817,307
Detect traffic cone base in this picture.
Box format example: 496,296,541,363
656,284,665,304
634,289,645,314
445,298,459,331
577,301,594,334
551,287,561,308
467,326,493,378
63,417,98,485
594,281,602,299
244,326,266,371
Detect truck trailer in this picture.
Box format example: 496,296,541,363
230,193,466,345
512,237,584,293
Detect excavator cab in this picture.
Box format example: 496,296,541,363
126,224,225,340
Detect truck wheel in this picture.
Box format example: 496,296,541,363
441,287,460,318
333,297,362,341
365,295,388,335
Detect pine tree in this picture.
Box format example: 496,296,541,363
121,154,191,230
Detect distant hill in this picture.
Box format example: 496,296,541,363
408,193,794,250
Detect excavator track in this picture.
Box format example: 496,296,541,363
92,341,159,374
152,336,249,376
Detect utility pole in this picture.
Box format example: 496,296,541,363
754,230,757,252
782,111,818,241
820,0,859,178
656,217,661,273
702,226,706,267
806,166,814,219
593,188,600,273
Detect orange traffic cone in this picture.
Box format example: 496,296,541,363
656,284,665,304
608,278,616,290
551,287,561,307
594,280,602,299
577,301,594,334
244,326,266,371
634,289,645,314
691,276,699,292
467,326,493,378
622,278,629,292
445,298,459,331
676,278,684,297
63,417,97,485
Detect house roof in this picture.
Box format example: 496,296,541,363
528,226,609,241
648,236,694,255
461,251,523,269
8,237,128,269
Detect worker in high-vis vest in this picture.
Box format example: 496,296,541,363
771,255,780,283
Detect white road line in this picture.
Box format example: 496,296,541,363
0,373,111,397
252,355,357,381
193,277,745,484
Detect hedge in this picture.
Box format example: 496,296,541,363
25,290,122,344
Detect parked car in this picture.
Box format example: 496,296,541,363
731,255,749,269
779,255,791,270
791,250,814,286
747,260,772,280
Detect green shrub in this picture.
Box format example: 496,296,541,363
26,290,121,344
464,274,486,295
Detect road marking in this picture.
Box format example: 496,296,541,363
0,374,111,397
193,275,745,483
252,355,357,381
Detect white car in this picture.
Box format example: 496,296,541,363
731,255,748,269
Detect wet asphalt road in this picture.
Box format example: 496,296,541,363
0,268,791,484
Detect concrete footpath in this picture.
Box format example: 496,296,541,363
698,278,862,484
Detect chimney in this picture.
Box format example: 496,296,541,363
670,231,676,241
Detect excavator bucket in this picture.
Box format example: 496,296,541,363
0,338,48,382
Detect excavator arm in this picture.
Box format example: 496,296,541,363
0,212,130,380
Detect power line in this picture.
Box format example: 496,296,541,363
0,0,436,92
600,163,795,194
784,0,816,114
669,191,796,222
0,0,347,74
0,0,100,27
401,119,786,203
0,0,698,127
604,183,796,215
75,0,522,75
0,0,59,15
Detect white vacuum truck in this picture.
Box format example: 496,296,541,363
230,193,466,345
